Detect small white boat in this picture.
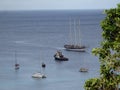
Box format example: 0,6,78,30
79,68,88,72
32,72,46,78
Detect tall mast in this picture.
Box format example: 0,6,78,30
15,50,20,70
74,19,77,46
78,19,82,46
69,17,72,45
15,50,17,64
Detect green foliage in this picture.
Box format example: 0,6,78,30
84,3,120,90
84,78,101,90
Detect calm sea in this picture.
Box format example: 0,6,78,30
0,10,104,90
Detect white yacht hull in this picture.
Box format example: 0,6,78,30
32,72,46,78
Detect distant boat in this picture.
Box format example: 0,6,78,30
42,62,46,68
79,56,88,72
41,53,46,68
32,72,46,78
32,54,46,78
64,18,86,52
79,67,88,72
14,51,20,70
54,50,68,61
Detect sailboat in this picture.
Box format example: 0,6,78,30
32,64,46,78
79,56,88,72
32,55,46,78
14,51,20,70
41,54,46,68
64,18,86,52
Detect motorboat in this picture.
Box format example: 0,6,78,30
54,51,68,61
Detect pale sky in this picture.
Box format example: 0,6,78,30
0,0,120,11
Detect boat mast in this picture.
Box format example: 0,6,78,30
69,17,73,45
40,52,46,75
15,50,20,70
15,51,17,65
78,19,82,46
74,19,77,46
76,19,79,46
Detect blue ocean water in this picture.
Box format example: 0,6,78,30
0,10,104,90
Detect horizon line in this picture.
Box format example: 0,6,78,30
0,9,105,12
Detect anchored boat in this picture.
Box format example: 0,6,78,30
54,50,68,61
64,18,86,52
